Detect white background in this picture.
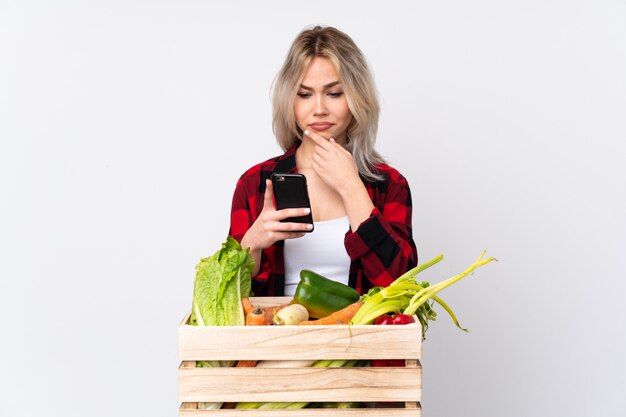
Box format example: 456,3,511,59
1,1,625,416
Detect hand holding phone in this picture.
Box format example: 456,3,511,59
271,173,314,232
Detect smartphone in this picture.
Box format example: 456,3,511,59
270,173,314,232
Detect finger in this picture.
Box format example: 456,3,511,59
311,152,325,169
314,144,329,159
274,207,311,221
285,232,307,239
329,137,351,155
311,164,325,181
272,220,313,232
328,137,352,155
324,135,342,147
276,232,307,240
304,129,332,149
263,179,275,209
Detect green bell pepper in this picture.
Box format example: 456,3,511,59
293,269,361,319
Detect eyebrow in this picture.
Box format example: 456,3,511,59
299,81,341,90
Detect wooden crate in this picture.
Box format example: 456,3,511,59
179,297,422,416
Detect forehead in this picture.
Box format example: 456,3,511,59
301,57,339,85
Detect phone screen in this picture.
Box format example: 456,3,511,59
270,173,314,231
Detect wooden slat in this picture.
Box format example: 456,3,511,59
179,322,421,361
179,405,421,416
404,358,420,409
179,366,421,403
179,297,423,416
248,297,291,308
181,312,192,326
405,359,419,367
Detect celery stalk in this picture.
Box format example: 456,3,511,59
431,295,466,331
389,254,444,286
350,256,443,325
404,251,496,316
351,252,496,340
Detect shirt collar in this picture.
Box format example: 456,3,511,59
273,140,301,174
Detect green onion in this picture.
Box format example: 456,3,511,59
349,255,443,325
403,251,496,316
351,251,496,339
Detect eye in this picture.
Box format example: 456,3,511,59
328,92,344,98
297,92,312,98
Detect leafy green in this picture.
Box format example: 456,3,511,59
187,236,254,410
190,236,254,327
350,251,497,340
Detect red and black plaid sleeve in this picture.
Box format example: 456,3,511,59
344,166,418,293
228,164,274,294
228,146,299,296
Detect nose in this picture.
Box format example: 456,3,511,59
313,95,329,116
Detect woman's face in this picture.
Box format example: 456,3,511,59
294,57,352,144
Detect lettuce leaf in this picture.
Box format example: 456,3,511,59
191,236,254,327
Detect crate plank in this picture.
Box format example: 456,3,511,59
179,297,423,415
179,407,421,416
179,366,421,403
179,322,421,361
248,297,291,308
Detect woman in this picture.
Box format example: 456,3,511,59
229,25,417,296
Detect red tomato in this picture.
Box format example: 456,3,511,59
371,359,405,367
373,314,394,325
371,315,410,369
392,314,415,325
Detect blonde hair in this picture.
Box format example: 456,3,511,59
272,25,386,181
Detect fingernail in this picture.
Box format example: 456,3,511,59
303,208,310,214
330,137,335,142
306,224,313,230
304,129,310,136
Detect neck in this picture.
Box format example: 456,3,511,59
295,138,316,171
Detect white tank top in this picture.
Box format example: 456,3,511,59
283,216,351,296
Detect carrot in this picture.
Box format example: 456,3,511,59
242,298,256,316
243,298,289,325
236,360,258,367
246,307,270,325
298,301,363,325
262,304,289,323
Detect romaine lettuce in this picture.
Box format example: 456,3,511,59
190,236,254,327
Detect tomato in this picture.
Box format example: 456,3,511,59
391,314,415,325
371,359,405,367
372,314,411,367
373,314,394,325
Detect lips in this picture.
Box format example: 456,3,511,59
309,122,334,131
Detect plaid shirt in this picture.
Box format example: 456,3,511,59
229,143,418,296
